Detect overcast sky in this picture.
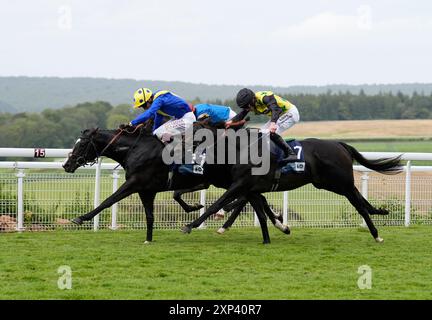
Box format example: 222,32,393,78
1,0,431,86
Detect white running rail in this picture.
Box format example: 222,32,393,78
1,148,431,232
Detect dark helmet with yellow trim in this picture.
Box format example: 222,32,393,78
236,88,255,108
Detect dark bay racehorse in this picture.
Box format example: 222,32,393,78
63,125,287,243
180,125,403,243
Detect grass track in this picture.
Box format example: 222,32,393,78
348,140,432,153
1,226,431,300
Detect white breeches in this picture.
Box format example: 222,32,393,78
228,108,237,120
153,112,196,139
261,105,300,135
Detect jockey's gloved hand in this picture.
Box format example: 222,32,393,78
119,123,132,130
197,113,210,121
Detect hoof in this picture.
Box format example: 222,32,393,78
144,240,151,245
375,237,384,243
214,212,225,221
217,227,226,234
223,203,237,212
275,220,289,234
191,204,204,211
71,217,83,225
283,226,291,235
377,207,390,215
262,241,271,245
181,225,192,234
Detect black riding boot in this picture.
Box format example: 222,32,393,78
270,133,298,164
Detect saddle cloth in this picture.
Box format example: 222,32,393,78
171,140,306,177
271,139,306,174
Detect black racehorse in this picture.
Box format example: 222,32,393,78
63,124,288,244
180,124,403,243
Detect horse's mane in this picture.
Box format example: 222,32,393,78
193,117,256,134
82,119,154,138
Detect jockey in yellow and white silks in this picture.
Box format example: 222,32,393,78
228,88,300,163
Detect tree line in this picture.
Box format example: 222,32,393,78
214,90,432,122
0,91,431,148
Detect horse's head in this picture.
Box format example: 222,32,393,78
63,128,100,173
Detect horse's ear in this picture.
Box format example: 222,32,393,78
81,127,99,137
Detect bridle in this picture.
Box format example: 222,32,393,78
68,134,100,167
68,124,144,167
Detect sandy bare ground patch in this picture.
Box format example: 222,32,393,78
353,171,432,217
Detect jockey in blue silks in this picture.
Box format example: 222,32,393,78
129,88,196,142
193,103,237,124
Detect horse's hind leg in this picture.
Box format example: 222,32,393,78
345,187,384,243
360,198,389,216
173,184,208,213
261,195,290,235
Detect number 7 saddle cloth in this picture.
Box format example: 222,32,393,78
270,139,305,174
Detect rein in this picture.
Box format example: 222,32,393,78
99,124,144,157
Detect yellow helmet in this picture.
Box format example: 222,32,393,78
133,88,153,108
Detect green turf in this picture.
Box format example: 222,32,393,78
1,226,431,300
347,140,432,166
349,140,432,153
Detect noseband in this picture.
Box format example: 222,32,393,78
68,136,100,167
69,125,145,167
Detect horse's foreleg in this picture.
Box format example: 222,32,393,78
72,177,138,225
218,195,290,236
261,195,290,235
139,192,156,243
247,194,271,244
226,194,283,243
182,184,245,232
220,195,279,230
223,197,247,212
217,199,248,233
173,183,209,213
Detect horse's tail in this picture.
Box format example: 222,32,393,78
338,142,403,175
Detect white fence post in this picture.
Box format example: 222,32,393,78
110,169,120,230
198,190,206,229
405,161,412,227
1,148,431,231
283,191,288,224
360,172,369,227
93,158,102,231
15,169,25,232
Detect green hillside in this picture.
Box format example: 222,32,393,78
1,76,432,113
